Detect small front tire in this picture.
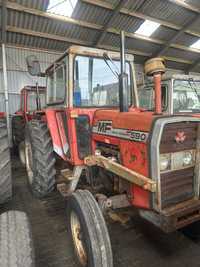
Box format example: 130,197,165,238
67,189,113,267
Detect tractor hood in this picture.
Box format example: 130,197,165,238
93,109,156,133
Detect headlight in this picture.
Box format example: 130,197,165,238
160,150,195,172
172,150,195,170
183,151,193,166
160,154,170,171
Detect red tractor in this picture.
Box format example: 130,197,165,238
139,70,200,116
25,33,200,267
12,85,46,149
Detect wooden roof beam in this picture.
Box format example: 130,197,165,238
94,0,128,45
154,13,200,56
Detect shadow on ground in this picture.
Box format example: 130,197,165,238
1,157,200,267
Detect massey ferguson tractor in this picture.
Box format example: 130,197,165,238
12,85,46,148
0,112,35,267
25,32,200,267
139,67,200,116
12,85,46,162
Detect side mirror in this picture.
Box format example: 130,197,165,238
26,55,41,76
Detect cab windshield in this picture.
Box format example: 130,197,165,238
28,91,46,111
74,55,131,107
173,79,200,113
138,85,168,111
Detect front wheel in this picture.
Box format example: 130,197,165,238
67,189,113,267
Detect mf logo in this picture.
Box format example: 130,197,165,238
97,121,112,133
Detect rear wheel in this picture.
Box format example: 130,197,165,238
0,119,12,204
25,120,56,198
12,116,25,147
67,189,113,267
0,211,35,267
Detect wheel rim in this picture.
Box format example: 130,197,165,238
70,211,87,266
25,140,34,185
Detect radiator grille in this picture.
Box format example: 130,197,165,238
160,122,197,209
160,167,194,208
160,122,197,153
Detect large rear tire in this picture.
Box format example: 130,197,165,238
0,119,12,204
0,211,35,267
12,116,25,147
67,189,113,267
25,120,56,198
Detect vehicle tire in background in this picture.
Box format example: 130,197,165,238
25,120,56,198
66,189,113,267
0,211,35,267
19,141,26,166
12,116,25,148
0,119,12,204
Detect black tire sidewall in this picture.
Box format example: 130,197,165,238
25,123,37,193
67,194,95,267
12,116,25,147
24,121,56,198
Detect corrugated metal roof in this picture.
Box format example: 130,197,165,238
151,26,177,42
9,0,49,11
72,1,112,25
103,32,161,54
3,0,200,72
165,47,200,61
173,32,199,46
133,0,196,27
110,13,144,33
6,32,70,52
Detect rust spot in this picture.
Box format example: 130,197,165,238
129,154,137,163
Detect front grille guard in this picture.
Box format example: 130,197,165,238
150,116,200,212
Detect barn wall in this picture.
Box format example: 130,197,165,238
0,46,61,114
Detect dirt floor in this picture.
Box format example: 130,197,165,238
2,157,200,267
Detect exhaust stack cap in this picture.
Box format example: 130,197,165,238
144,57,166,76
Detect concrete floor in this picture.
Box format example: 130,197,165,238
2,157,200,267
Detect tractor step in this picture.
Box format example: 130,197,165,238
57,183,71,197
56,166,85,197
56,168,74,184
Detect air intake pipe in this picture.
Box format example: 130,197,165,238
144,58,166,114
119,31,129,112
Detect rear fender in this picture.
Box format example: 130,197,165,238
45,109,68,160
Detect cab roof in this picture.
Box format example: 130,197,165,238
144,73,200,85
46,45,134,73
162,73,200,81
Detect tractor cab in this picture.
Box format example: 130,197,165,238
16,85,46,122
139,74,200,115
45,46,136,109
12,85,46,149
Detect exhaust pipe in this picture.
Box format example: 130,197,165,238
144,58,166,115
119,31,129,112
153,73,162,114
